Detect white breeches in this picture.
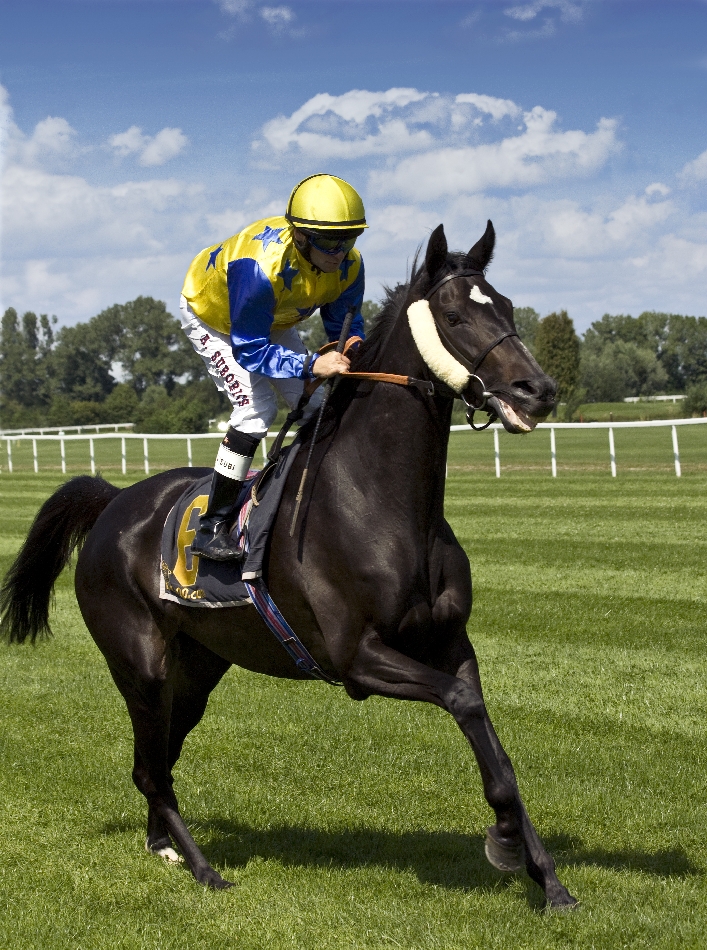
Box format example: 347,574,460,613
180,295,323,438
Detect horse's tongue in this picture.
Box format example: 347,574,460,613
497,398,534,432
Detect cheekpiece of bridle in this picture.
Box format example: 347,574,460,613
425,269,519,431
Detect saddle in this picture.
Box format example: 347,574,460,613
160,441,301,608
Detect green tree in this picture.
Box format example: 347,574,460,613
100,296,200,395
684,382,707,416
297,300,382,354
534,310,581,419
580,340,667,402
51,317,118,403
0,308,56,425
513,307,540,354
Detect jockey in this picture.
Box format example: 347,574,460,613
180,173,367,561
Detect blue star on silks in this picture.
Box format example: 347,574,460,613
205,245,223,271
296,306,316,318
252,226,284,251
339,255,354,281
277,259,299,291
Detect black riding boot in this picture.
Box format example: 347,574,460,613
191,428,260,562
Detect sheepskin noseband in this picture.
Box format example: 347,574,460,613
407,300,471,394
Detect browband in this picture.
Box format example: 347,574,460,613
425,269,484,301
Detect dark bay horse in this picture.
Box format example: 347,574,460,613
1,223,577,909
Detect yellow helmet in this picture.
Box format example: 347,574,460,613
286,174,367,231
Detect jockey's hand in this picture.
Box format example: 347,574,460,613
313,351,351,378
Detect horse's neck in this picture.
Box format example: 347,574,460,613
342,301,453,523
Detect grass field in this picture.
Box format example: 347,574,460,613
1,435,707,948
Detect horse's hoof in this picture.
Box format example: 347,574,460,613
484,826,524,873
197,868,235,890
544,896,580,913
145,838,183,863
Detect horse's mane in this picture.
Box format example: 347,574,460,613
349,248,472,374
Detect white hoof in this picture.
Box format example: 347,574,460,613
146,840,183,863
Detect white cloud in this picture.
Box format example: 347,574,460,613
455,93,521,122
505,0,583,23
217,0,252,15
370,109,618,200
109,125,148,156
140,128,189,166
205,198,281,237
645,182,671,197
2,162,203,259
217,0,303,36
259,88,432,158
679,147,707,183
1,92,79,166
3,79,707,332
260,6,294,28
108,125,188,166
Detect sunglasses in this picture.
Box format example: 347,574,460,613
301,230,360,256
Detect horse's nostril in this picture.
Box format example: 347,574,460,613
513,378,557,402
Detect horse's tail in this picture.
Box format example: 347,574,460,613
0,475,122,644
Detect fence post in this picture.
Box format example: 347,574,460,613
32,438,38,474
494,427,500,478
262,438,268,464
143,437,149,475
7,439,12,474
60,434,66,475
90,438,95,475
609,427,616,477
672,425,681,478
121,437,126,475
187,437,193,467
550,427,557,478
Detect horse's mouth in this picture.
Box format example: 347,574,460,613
488,396,537,433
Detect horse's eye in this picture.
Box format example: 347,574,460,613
445,312,460,327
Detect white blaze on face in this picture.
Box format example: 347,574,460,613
469,285,493,305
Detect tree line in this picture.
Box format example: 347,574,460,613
0,298,382,432
2,297,706,431
514,307,707,420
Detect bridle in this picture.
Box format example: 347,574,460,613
425,269,519,430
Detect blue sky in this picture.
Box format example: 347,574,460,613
1,0,707,332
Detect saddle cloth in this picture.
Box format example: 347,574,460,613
159,441,300,608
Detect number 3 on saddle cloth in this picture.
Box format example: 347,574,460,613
159,440,340,684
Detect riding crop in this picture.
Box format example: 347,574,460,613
289,309,354,537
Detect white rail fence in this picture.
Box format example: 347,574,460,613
450,417,707,478
0,422,134,437
0,417,705,478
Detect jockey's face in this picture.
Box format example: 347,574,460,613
293,228,348,273
308,244,346,272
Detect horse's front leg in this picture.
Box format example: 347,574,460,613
344,629,577,909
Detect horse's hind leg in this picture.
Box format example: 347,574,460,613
99,610,232,890
346,631,577,909
137,633,231,862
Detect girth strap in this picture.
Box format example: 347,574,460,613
245,578,341,685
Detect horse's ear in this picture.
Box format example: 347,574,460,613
425,224,448,279
467,220,495,271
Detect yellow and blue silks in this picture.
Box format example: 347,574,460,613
182,216,364,379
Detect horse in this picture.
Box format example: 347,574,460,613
0,222,577,909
